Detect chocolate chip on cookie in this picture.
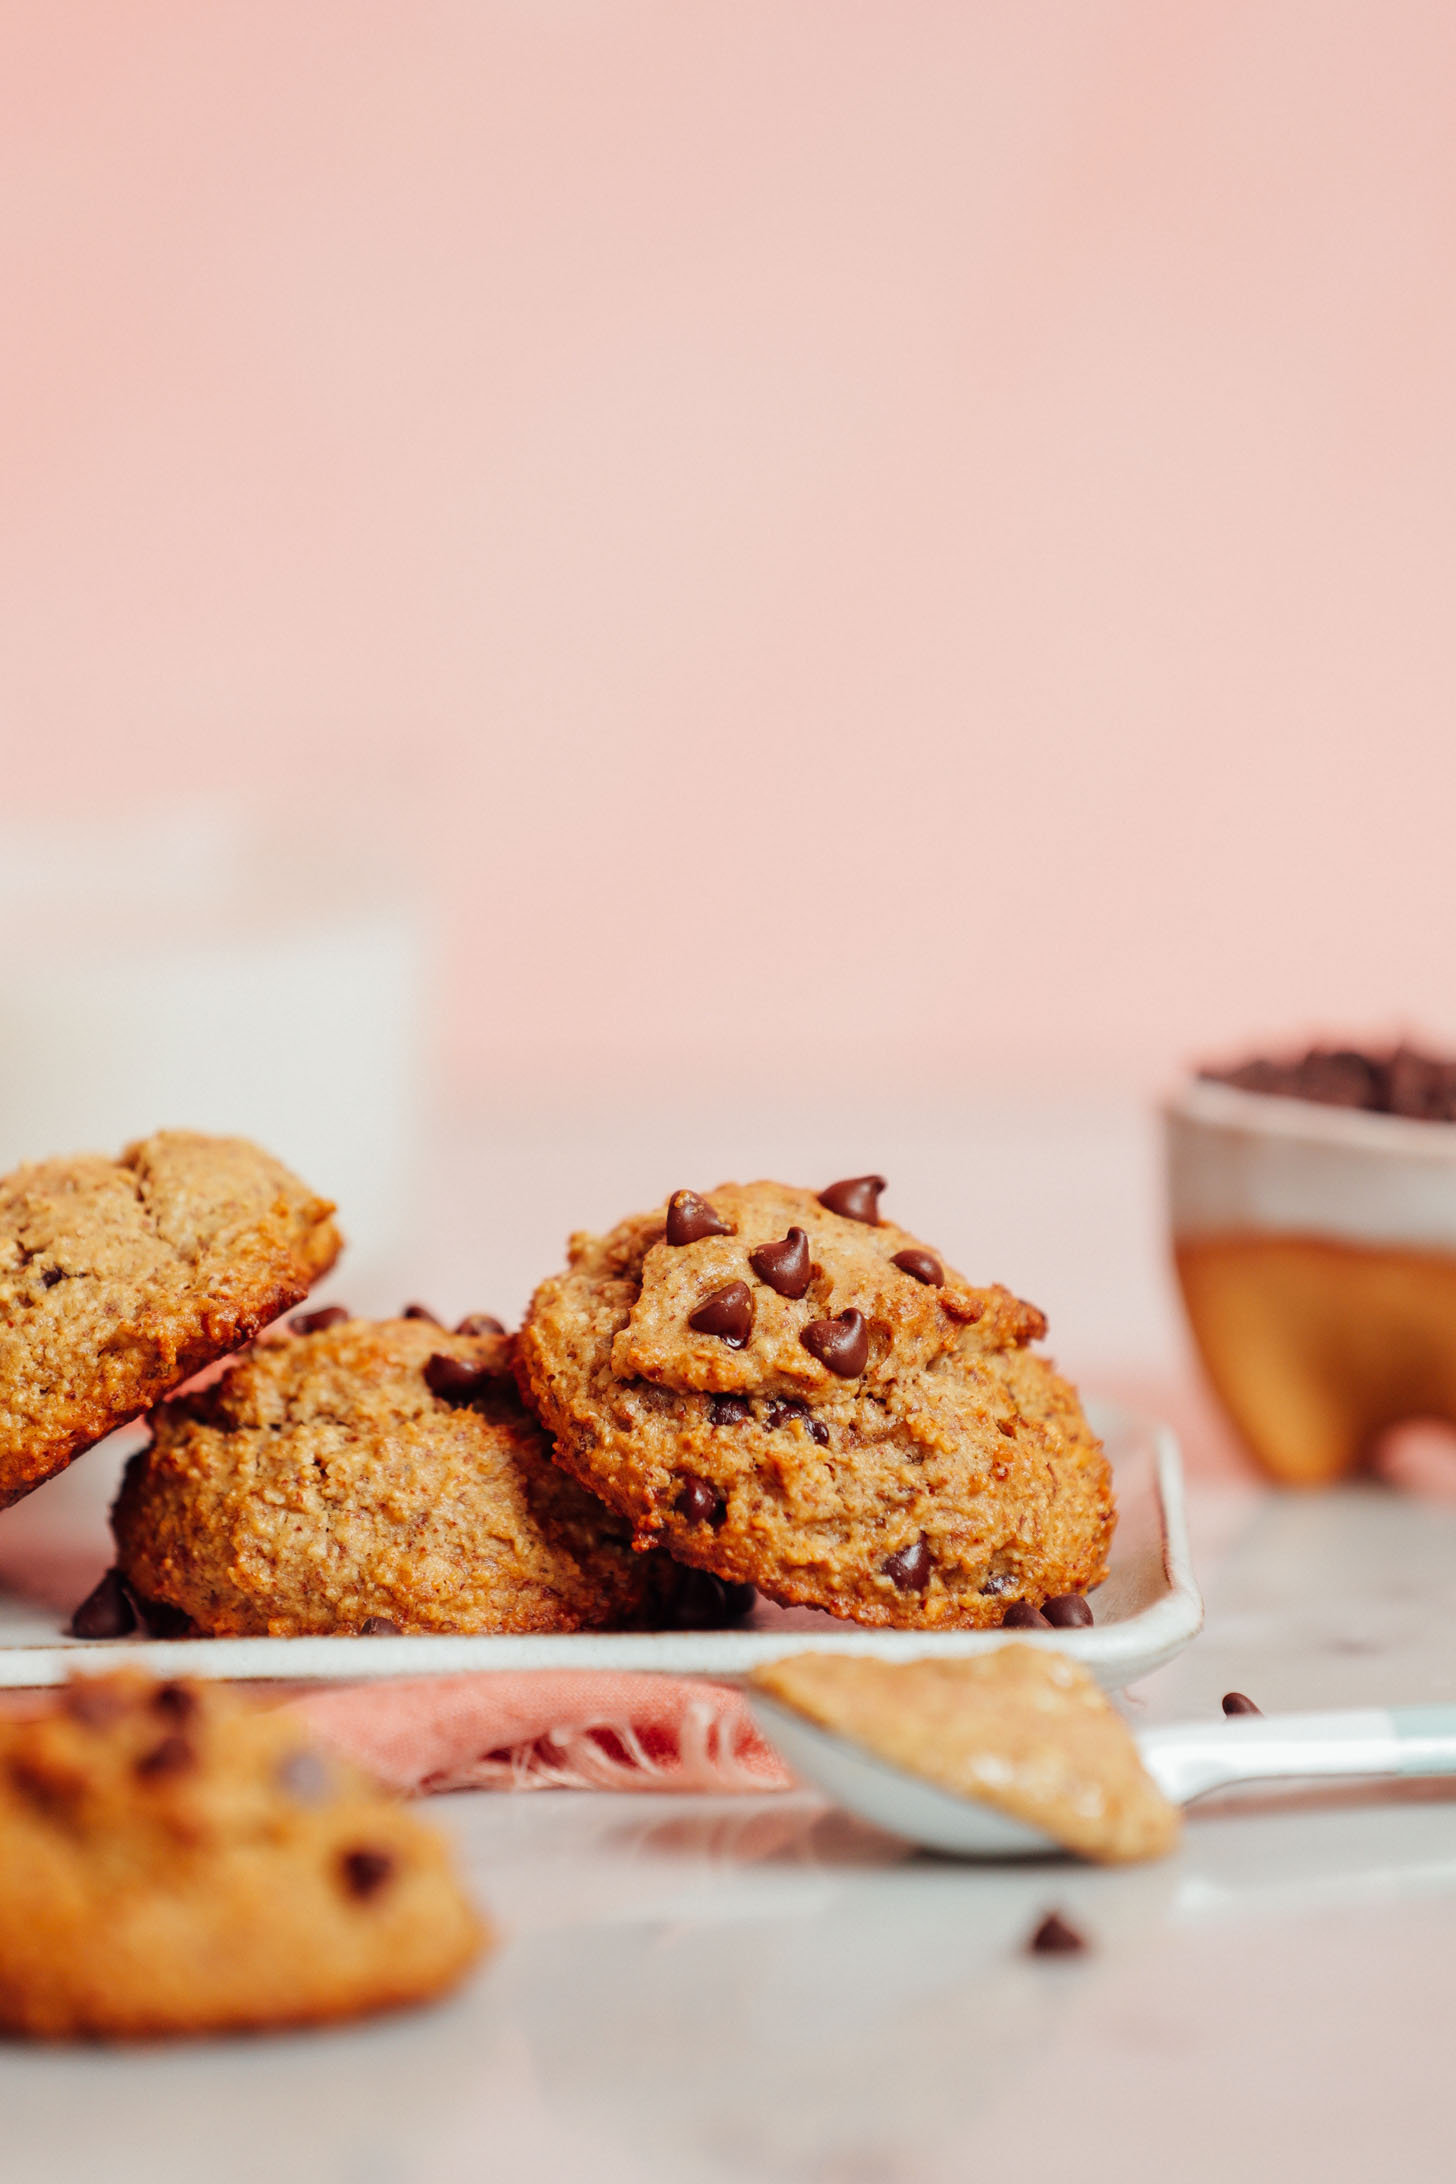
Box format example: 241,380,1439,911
666,1190,734,1246
750,1227,812,1299
688,1282,754,1347
817,1175,886,1225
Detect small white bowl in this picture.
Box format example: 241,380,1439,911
1165,1078,1456,1484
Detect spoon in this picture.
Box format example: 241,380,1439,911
748,1693,1456,1858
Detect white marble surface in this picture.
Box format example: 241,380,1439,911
8,1473,1456,2184
6,1099,1455,2181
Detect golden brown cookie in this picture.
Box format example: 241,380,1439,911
516,1178,1114,1629
110,1315,679,1635
0,1131,341,1512
751,1647,1179,1862
0,1671,487,2040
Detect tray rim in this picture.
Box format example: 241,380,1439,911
0,1399,1202,1691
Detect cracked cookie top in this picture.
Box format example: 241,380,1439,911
0,1131,341,1510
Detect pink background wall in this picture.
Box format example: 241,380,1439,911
4,3,1455,1094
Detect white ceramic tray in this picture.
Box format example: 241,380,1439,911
0,1399,1200,1690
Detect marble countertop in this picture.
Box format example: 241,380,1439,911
8,1466,1456,2184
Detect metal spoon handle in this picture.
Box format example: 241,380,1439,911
1139,1706,1456,1806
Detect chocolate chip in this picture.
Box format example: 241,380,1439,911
360,1616,400,1636
800,1308,869,1376
978,1570,1016,1596
882,1535,932,1592
135,1735,196,1781
675,1473,726,1528
68,1567,138,1640
817,1175,886,1225
39,1266,64,1288
290,1305,349,1334
424,1353,496,1402
749,1227,812,1299
1002,1601,1050,1628
62,1679,129,1728
341,1846,396,1900
1028,1911,1087,1955
276,1749,332,1802
688,1281,754,1347
662,1570,757,1628
763,1398,830,1445
1222,1691,1262,1716
891,1249,943,1286
152,1681,197,1723
455,1313,506,1336
1042,1594,1094,1628
665,1190,734,1246
710,1394,751,1426
402,1303,440,1323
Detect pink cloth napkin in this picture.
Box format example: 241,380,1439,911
286,1671,796,1796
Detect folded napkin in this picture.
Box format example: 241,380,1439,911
286,1671,796,1796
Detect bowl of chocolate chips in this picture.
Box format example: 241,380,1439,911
1164,1041,1456,1486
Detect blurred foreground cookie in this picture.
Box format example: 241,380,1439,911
516,1178,1114,1628
111,1315,680,1634
752,1647,1178,1863
0,1672,487,2040
0,1131,341,1511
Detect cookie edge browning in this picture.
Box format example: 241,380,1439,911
0,1134,342,1514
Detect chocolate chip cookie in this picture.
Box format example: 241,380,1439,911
516,1178,1114,1628
0,1671,486,2039
0,1131,341,1511
111,1314,673,1635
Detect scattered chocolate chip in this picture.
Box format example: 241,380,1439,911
402,1303,440,1323
1222,1691,1262,1716
360,1616,400,1636
1028,1911,1088,1955
39,1266,64,1289
152,1682,197,1723
276,1749,332,1802
455,1313,506,1336
749,1227,812,1299
978,1570,1016,1596
662,1570,757,1628
1002,1601,1050,1628
817,1175,887,1225
135,1735,196,1781
68,1568,138,1640
710,1394,751,1426
1042,1595,1094,1628
1202,1041,1456,1123
341,1846,396,1900
675,1473,727,1528
665,1190,734,1246
891,1249,943,1286
290,1305,349,1334
688,1281,754,1347
424,1353,496,1402
800,1308,869,1377
135,1595,194,1639
62,1679,129,1728
882,1536,932,1592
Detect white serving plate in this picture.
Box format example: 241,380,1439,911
0,1399,1199,1690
